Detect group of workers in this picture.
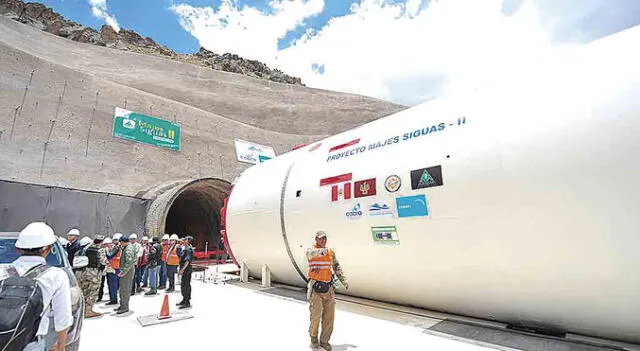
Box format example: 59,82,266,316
5,221,344,351
3,222,196,350
62,229,195,317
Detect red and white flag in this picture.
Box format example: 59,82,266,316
331,183,352,202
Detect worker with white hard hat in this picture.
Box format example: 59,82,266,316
66,228,82,266
76,235,107,319
165,234,181,292
12,222,73,351
104,235,122,305
74,236,93,280
140,236,150,288
128,234,144,294
144,237,163,296
159,234,170,289
115,234,137,315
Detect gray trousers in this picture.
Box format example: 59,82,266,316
118,268,135,311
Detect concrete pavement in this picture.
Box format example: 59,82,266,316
82,275,498,351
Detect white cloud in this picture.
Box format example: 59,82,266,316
171,0,323,64
171,0,580,105
88,0,120,32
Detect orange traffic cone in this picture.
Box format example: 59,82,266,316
158,294,172,320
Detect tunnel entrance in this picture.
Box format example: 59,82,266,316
144,178,231,254
165,189,219,252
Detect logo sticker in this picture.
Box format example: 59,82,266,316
371,226,400,245
345,203,363,220
384,175,401,192
354,178,376,198
368,203,393,218
410,166,443,190
122,119,136,129
396,194,429,218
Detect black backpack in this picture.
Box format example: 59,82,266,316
154,244,162,263
147,244,162,266
84,246,104,270
0,264,50,351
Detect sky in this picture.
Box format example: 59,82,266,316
41,0,640,106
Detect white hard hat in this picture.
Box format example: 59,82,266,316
142,236,149,241
79,236,93,246
57,236,69,246
162,234,170,240
170,234,179,240
67,228,80,237
113,233,122,240
16,222,57,249
129,233,138,240
103,238,113,244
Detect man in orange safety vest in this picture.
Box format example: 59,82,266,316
306,231,348,351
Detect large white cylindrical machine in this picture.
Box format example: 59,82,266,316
226,26,640,343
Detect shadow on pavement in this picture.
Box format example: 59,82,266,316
427,320,624,351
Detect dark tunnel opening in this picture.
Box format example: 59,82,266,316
163,180,229,253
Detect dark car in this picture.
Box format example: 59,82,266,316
0,232,85,351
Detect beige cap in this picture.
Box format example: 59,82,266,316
315,231,327,239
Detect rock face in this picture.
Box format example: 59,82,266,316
194,49,303,85
0,0,304,85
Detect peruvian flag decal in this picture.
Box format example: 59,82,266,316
331,183,352,202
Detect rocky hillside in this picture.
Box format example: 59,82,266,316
0,0,304,85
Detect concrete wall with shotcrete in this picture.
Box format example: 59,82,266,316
0,17,404,200
0,16,404,239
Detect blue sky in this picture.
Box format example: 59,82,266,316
43,0,363,53
40,0,640,105
40,0,199,53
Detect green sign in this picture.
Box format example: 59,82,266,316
112,107,181,151
371,226,400,245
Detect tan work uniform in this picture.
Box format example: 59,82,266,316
306,245,347,345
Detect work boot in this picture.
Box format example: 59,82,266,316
319,342,332,351
310,337,319,349
176,300,184,306
85,309,102,319
116,309,129,315
178,303,191,309
105,301,118,305
145,289,157,296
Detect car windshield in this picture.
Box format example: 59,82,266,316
0,239,65,267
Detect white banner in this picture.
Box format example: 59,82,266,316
234,139,276,164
